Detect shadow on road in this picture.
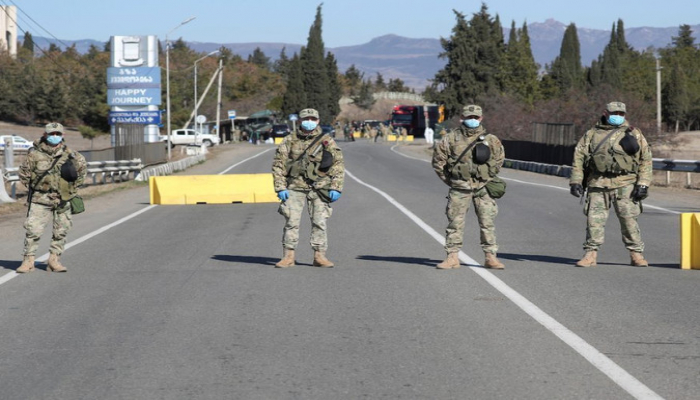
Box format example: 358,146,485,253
356,255,439,267
212,255,278,266
0,259,21,271
497,252,579,266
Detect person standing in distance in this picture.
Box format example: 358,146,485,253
569,101,653,267
272,108,345,268
424,125,435,145
16,122,87,273
432,105,506,270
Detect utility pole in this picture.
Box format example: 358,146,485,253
216,58,223,143
656,57,663,134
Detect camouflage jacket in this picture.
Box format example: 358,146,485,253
432,125,505,190
19,140,88,206
271,128,345,192
570,119,652,189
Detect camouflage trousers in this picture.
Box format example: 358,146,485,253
278,189,333,251
583,184,644,252
444,188,498,254
23,202,73,257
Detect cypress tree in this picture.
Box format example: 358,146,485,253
549,23,583,93
300,4,331,121
325,52,341,119
503,21,540,104
281,52,307,117
22,32,34,54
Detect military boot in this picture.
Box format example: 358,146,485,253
275,249,296,268
576,251,597,268
16,255,35,274
630,252,649,267
436,252,460,269
313,251,334,268
484,252,505,270
47,253,67,272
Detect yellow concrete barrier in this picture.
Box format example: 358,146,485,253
149,174,278,205
387,135,414,142
274,137,284,145
353,132,361,138
681,213,700,269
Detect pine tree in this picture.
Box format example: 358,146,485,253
247,47,270,71
273,47,290,78
353,79,375,110
432,5,505,117
374,72,386,91
344,64,363,96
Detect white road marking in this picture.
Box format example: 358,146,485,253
346,168,664,400
1,148,272,286
390,145,680,215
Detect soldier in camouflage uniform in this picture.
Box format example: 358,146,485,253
432,105,506,270
272,108,345,268
569,101,653,267
16,122,87,273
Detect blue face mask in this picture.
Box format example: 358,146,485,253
464,119,480,129
46,135,63,145
301,120,318,131
608,115,625,126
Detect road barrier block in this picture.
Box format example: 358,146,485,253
681,213,700,269
274,137,284,145
149,174,277,205
353,132,361,138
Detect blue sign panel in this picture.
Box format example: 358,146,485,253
108,111,161,125
107,88,161,106
107,67,161,89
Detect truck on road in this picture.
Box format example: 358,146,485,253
390,105,444,137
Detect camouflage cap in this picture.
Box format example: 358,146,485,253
45,122,64,134
299,108,320,119
606,101,626,113
461,105,482,117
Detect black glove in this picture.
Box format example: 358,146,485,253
570,183,584,198
631,185,648,201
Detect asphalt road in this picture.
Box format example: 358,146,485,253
1,141,698,400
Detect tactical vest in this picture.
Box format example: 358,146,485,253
590,129,640,175
285,133,330,182
447,133,491,181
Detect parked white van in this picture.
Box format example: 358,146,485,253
160,129,220,147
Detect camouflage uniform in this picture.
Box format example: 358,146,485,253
18,128,87,260
570,102,653,259
432,105,505,269
271,117,345,253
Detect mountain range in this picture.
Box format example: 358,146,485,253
24,19,700,89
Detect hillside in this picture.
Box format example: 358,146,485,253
23,21,700,90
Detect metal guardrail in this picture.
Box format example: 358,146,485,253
652,159,700,173
2,159,143,199
504,157,700,186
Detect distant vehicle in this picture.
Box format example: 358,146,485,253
320,124,335,138
159,129,221,147
390,105,445,137
0,135,34,151
271,124,291,138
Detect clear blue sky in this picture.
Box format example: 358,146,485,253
5,0,699,47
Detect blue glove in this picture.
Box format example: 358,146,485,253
329,190,341,202
277,190,289,201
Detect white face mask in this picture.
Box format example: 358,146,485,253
301,120,318,131
463,119,480,129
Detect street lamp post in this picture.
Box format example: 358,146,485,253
165,16,195,160
193,50,220,142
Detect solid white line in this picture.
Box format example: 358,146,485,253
390,146,680,215
345,168,664,400
219,148,274,175
1,147,271,287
